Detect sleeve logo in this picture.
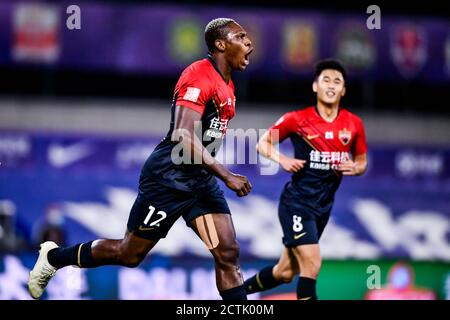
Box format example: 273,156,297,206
183,87,201,103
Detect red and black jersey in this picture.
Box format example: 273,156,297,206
269,106,367,215
141,58,236,192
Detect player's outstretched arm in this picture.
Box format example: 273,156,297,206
172,106,251,197
257,130,306,173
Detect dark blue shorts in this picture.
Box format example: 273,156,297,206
278,183,331,247
127,180,231,240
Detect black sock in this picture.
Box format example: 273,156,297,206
220,285,247,300
48,241,96,269
244,265,283,294
297,276,317,300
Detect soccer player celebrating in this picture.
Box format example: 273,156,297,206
28,18,253,300
244,59,368,300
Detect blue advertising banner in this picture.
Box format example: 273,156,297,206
0,253,448,300
1,130,449,261
0,1,449,82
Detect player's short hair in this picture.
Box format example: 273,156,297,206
314,59,347,82
205,18,236,53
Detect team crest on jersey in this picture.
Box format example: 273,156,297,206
338,129,351,145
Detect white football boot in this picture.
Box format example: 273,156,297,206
28,241,59,299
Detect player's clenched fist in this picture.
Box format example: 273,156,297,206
280,156,306,173
224,173,252,197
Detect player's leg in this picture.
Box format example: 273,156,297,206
45,195,173,270
245,247,299,294
245,184,300,295
189,213,247,300
29,184,185,299
292,243,321,300
28,230,159,299
48,230,159,268
290,212,330,300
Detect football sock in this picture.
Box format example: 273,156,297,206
220,284,247,300
297,276,317,300
244,265,283,294
48,241,96,268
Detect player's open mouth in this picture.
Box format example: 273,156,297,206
244,49,253,65
326,91,335,97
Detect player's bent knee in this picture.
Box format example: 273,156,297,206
274,263,297,283
301,259,321,278
213,240,240,268
279,269,296,283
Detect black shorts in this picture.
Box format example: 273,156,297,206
278,183,331,247
127,180,231,240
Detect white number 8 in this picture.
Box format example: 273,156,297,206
293,215,303,232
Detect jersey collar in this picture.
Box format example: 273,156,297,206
314,105,341,123
207,54,229,84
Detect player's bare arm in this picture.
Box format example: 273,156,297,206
257,129,306,173
337,153,368,176
172,106,251,197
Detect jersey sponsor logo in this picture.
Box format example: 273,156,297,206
294,232,307,240
306,134,319,140
338,129,352,145
209,117,228,134
183,87,201,103
309,150,350,170
205,130,223,139
310,162,331,170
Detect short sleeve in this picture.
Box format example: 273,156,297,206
352,118,368,156
268,111,298,143
175,66,213,115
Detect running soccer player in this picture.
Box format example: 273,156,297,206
28,18,253,300
244,59,368,300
